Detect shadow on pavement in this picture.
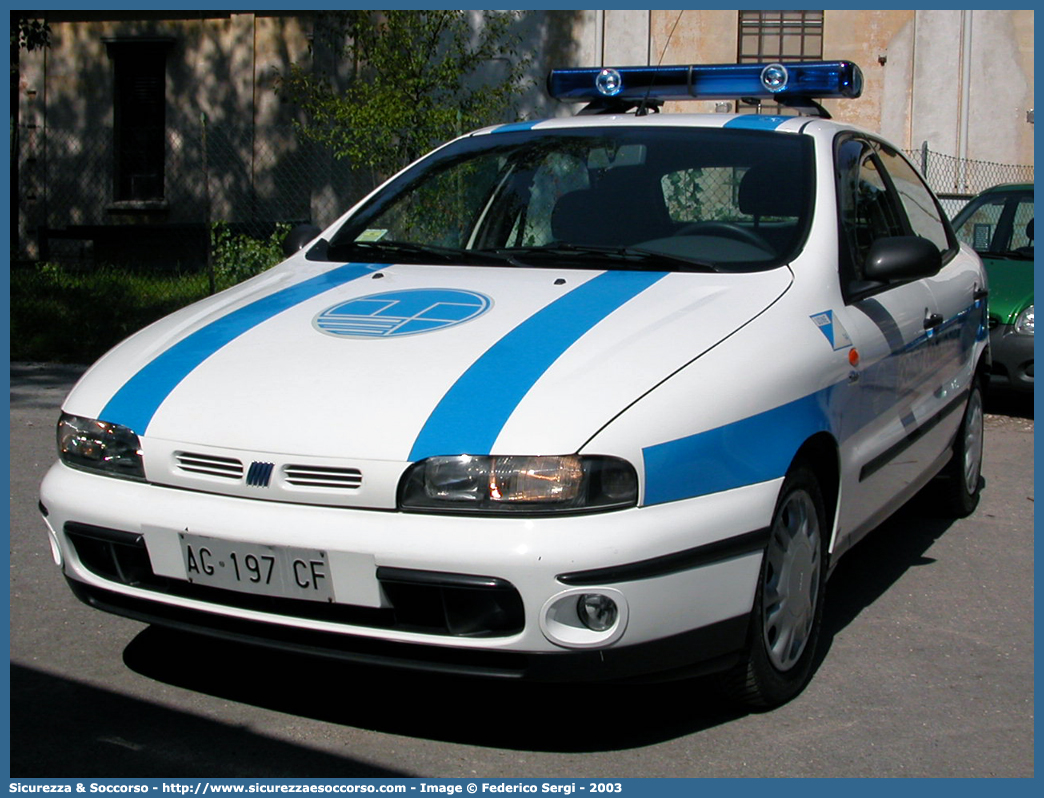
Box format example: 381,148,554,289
984,389,1033,419
10,362,88,410
123,629,746,753
818,497,956,657
121,502,962,755
9,664,406,778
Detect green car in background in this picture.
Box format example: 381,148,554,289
951,184,1034,392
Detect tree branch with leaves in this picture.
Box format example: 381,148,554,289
277,10,532,186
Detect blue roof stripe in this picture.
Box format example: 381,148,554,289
100,263,380,434
491,121,541,134
723,115,790,130
409,270,668,461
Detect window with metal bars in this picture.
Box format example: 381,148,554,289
106,39,172,202
736,10,824,114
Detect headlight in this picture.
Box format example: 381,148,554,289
57,414,146,481
1014,304,1034,335
399,454,637,514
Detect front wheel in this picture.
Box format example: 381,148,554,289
730,465,827,708
934,382,985,517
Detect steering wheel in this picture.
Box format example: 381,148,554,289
677,221,772,251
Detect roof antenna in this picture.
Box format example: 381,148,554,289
636,10,685,117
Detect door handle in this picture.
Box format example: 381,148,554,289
924,312,944,330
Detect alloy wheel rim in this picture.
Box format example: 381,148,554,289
762,489,821,672
963,390,984,495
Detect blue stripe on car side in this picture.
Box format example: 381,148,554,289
723,115,789,130
642,390,831,505
409,270,669,462
100,263,381,434
642,301,984,505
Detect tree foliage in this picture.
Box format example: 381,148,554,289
16,17,52,52
12,16,52,80
278,10,532,182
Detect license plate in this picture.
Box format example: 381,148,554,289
179,532,335,603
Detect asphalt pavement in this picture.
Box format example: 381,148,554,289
8,362,1035,778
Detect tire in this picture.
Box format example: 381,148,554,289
730,465,827,708
934,381,985,518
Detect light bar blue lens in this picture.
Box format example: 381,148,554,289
760,63,789,93
547,61,863,103
595,68,623,96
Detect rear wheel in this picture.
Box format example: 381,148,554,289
731,465,827,708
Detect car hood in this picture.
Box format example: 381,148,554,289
64,259,792,461
981,257,1033,324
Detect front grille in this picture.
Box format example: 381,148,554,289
64,523,154,587
284,465,363,490
64,521,524,638
175,452,244,480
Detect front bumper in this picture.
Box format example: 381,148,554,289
989,325,1033,392
41,462,777,681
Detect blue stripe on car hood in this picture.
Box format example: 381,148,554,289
409,270,668,461
100,263,380,434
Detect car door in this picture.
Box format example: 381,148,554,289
829,136,955,551
872,142,985,397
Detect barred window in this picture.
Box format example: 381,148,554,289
737,10,824,114
106,39,172,202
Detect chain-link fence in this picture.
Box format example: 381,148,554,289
14,121,373,267
14,120,1034,267
10,122,1035,363
906,144,1035,219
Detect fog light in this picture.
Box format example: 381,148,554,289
541,588,628,648
576,593,618,631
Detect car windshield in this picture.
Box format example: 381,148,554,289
951,188,1034,260
316,126,815,273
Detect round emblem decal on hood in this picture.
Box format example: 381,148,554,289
314,288,492,338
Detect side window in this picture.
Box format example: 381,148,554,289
1011,198,1034,253
953,197,1007,252
954,194,1034,255
836,138,905,279
873,144,952,255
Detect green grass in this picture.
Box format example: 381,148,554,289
10,264,219,363
12,225,290,363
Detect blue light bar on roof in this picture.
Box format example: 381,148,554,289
547,61,863,103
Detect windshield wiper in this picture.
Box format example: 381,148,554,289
481,243,719,272
325,239,521,267
993,249,1034,260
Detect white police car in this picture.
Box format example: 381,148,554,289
40,62,988,706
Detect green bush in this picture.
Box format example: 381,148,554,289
210,222,290,285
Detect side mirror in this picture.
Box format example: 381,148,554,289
863,236,942,281
281,223,322,257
